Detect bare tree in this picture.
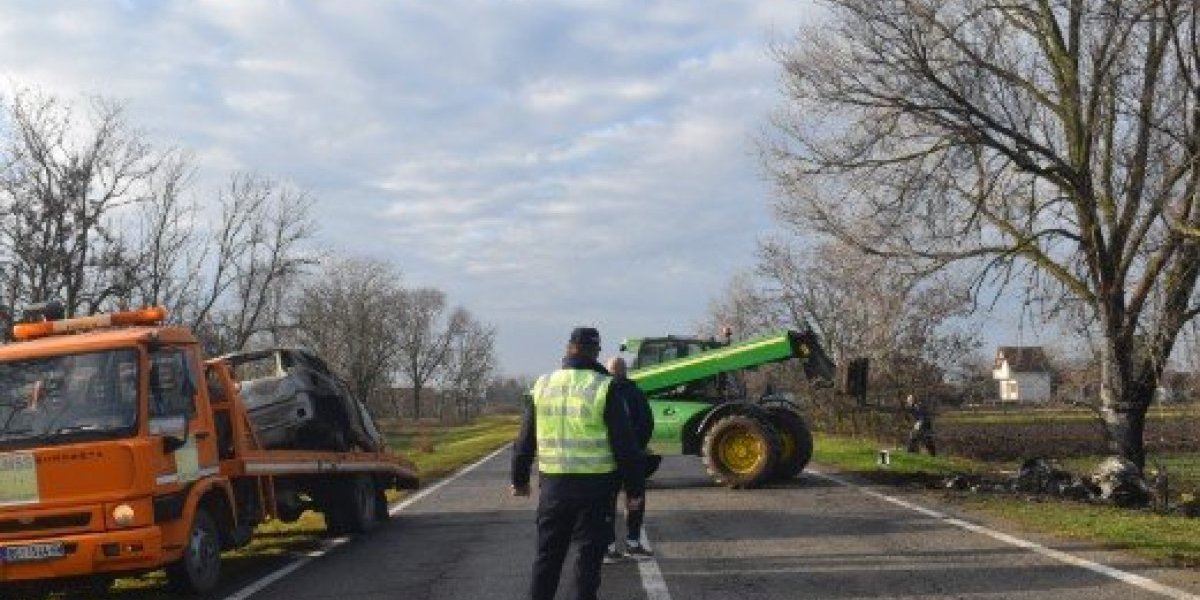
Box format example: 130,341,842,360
705,241,977,396
0,90,177,315
485,375,537,411
768,0,1200,468
700,271,786,340
395,289,467,420
126,151,197,312
290,256,405,413
0,89,318,357
185,173,316,352
439,313,497,422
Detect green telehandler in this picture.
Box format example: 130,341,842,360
621,329,846,489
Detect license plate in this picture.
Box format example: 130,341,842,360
2,542,66,562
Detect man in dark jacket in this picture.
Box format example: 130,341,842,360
511,327,645,600
604,356,654,560
905,393,936,456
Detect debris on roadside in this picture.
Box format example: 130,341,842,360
1175,493,1200,518
1091,456,1152,508
1057,479,1099,502
937,473,1008,494
933,455,1185,512
1014,457,1076,496
942,473,976,490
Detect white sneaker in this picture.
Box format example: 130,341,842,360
623,540,653,559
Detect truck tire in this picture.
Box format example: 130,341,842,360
325,475,379,535
166,509,222,595
702,414,780,489
766,409,813,480
374,482,390,523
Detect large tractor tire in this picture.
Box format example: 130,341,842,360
766,408,813,481
702,414,780,489
166,509,222,595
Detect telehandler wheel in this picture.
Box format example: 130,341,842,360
766,409,813,480
166,509,222,595
702,414,780,489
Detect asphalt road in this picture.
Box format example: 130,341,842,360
238,450,1200,600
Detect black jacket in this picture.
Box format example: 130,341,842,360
511,356,646,497
612,376,653,449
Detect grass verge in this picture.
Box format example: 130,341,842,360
385,414,521,481
814,433,1200,566
109,415,520,597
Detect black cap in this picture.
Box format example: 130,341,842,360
568,326,601,347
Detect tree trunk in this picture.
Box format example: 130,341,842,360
1099,404,1148,470
1097,339,1152,470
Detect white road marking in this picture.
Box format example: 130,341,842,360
220,536,350,600
389,445,508,516
220,444,510,600
811,469,1200,600
636,530,674,600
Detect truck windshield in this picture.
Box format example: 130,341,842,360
0,349,139,448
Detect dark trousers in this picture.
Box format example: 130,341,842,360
610,488,646,543
531,490,614,600
907,426,936,456
625,500,645,542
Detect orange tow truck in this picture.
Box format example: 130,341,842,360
0,306,418,595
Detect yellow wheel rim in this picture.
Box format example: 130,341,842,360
717,426,765,475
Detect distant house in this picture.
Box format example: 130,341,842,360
992,346,1052,403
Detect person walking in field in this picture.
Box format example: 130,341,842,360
604,356,654,562
904,393,936,456
511,327,645,600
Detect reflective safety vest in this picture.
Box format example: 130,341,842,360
532,368,616,474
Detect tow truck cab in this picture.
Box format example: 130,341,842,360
0,308,230,586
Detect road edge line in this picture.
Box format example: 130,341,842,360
390,445,509,516
221,444,510,600
810,469,1200,600
636,530,674,600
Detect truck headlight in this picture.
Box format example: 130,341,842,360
112,504,136,527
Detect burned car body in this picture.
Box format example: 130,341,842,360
220,348,384,452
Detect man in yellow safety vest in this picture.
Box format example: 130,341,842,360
511,327,645,600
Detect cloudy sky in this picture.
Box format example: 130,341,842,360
0,1,1050,375
0,1,840,375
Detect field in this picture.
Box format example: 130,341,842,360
939,405,1200,456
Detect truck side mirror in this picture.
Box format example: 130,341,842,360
150,414,188,453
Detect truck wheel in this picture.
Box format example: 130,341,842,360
166,509,222,595
374,482,391,523
702,414,780,489
766,409,813,480
325,475,379,535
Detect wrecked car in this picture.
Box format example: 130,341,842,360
220,348,385,452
